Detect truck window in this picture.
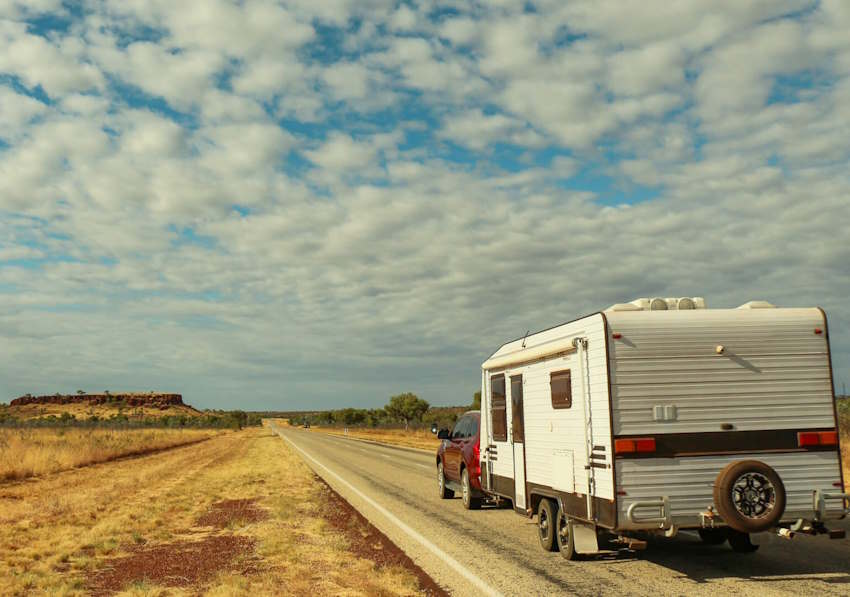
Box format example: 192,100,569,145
550,370,572,409
452,416,468,439
490,374,507,441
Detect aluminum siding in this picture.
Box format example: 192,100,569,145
606,308,836,434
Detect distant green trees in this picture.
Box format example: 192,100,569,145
0,410,263,430
384,392,430,430
287,392,477,431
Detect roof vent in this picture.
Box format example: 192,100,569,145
649,298,668,311
677,297,696,310
737,300,776,309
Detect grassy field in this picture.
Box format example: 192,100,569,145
0,425,438,596
310,426,440,451
2,402,202,421
0,428,220,482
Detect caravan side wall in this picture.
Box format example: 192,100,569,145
607,307,844,529
481,313,616,525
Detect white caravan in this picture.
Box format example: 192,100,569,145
478,297,848,557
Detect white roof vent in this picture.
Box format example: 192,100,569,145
623,297,707,311
677,297,696,310
649,298,668,311
737,300,776,309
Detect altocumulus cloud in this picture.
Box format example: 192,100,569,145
1,0,849,409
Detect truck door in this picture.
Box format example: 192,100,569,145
510,375,527,511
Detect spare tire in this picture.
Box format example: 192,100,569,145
713,460,786,533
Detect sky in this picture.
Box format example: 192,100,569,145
1,0,849,411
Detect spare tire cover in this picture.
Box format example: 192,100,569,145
713,460,786,533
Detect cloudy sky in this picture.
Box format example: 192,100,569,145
1,1,849,411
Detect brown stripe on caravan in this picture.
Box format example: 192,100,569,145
817,307,846,494
525,482,617,529
614,428,839,459
491,474,515,498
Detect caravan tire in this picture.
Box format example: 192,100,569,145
437,461,454,499
555,511,579,560
713,460,785,534
537,499,558,552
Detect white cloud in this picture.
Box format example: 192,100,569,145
1,1,849,409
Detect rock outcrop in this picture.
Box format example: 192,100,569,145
10,393,185,408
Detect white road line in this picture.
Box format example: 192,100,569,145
273,425,501,597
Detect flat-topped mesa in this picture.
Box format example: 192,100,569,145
10,393,185,408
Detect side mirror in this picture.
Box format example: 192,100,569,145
430,423,438,434
437,428,450,440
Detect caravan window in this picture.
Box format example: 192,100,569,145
550,370,572,409
490,374,507,441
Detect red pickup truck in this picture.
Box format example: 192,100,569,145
435,411,484,509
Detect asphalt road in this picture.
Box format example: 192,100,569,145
273,426,850,597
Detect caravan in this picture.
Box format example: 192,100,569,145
476,297,848,557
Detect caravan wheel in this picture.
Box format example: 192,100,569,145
537,499,558,552
555,510,579,560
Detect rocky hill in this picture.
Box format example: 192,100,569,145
11,393,186,409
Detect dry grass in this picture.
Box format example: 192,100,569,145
310,426,440,451
5,402,201,421
0,425,431,596
0,428,219,482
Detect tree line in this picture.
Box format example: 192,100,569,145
287,391,478,430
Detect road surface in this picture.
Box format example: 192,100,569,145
272,425,850,596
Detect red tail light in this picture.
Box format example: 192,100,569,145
798,431,838,447
615,438,656,454
472,442,481,476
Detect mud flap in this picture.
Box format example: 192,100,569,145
572,520,600,554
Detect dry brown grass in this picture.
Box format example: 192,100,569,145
311,426,440,451
0,425,432,596
0,428,219,482
6,402,201,421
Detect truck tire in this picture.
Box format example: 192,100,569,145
713,460,785,534
461,468,481,510
555,510,579,560
537,498,558,552
438,461,454,499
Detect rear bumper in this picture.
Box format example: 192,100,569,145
620,490,849,532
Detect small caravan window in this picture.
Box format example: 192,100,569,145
490,374,507,441
550,370,572,409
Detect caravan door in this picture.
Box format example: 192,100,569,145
510,374,527,511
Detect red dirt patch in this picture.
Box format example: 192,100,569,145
315,477,448,596
197,498,268,528
87,535,258,595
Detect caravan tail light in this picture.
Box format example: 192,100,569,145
615,437,656,454
798,431,838,447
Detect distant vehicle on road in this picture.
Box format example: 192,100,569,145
303,422,310,429
434,411,484,509
456,297,848,559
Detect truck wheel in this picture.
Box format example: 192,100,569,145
727,529,759,553
713,460,785,533
697,528,728,545
537,499,558,552
461,468,481,510
556,510,579,560
438,461,454,499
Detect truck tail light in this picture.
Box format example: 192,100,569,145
472,442,481,476
615,438,656,454
798,431,838,447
